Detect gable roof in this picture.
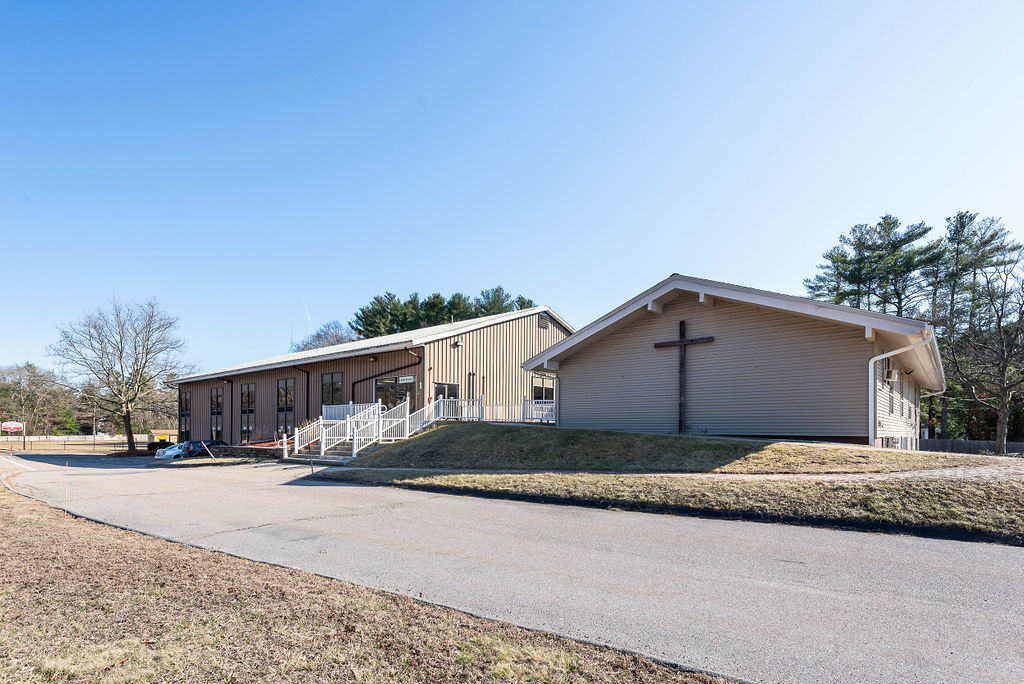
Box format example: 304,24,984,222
172,306,573,385
523,274,945,389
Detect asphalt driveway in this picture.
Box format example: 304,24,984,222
3,452,1023,683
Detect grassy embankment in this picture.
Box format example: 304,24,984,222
330,424,1024,545
0,484,724,683
350,423,982,474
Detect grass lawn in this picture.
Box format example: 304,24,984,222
321,469,1024,546
352,423,982,474
0,486,724,683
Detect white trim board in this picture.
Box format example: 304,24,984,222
523,273,945,390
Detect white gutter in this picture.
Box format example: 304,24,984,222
867,329,943,446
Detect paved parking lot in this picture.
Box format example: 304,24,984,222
4,452,1024,683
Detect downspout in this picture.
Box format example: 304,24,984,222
868,329,940,446
296,367,311,422
351,348,423,403
223,379,233,443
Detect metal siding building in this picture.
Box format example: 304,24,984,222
173,308,572,444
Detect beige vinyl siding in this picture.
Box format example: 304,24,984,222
873,344,922,448
424,312,570,406
557,292,875,438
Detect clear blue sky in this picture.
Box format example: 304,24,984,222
4,1,1023,372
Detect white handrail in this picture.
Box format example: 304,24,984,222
350,401,384,458
319,419,350,456
322,402,378,420
408,400,441,435
310,397,559,460
380,400,410,442
293,419,321,455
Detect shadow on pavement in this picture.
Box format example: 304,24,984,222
7,452,156,470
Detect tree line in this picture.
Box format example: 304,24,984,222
2,288,537,449
805,212,1024,452
0,301,188,451
291,286,535,351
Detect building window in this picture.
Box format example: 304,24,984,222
374,375,417,411
532,375,555,401
210,386,224,441
179,391,191,442
277,378,295,435
240,383,255,443
321,372,343,405
467,372,477,399
899,375,904,417
433,382,459,401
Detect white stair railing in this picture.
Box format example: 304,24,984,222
319,419,350,456
408,400,442,435
322,402,379,420
350,402,384,458
292,419,321,455
306,396,557,461
380,400,410,442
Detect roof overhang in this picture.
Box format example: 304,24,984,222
524,274,946,389
171,305,574,386
168,341,427,385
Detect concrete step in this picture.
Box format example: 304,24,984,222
281,455,355,466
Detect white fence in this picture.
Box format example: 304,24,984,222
380,401,410,442
350,403,383,458
0,434,149,442
433,398,556,424
322,402,378,420
286,397,556,461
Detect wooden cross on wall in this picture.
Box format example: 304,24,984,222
654,320,714,434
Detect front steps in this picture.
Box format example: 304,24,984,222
282,442,357,466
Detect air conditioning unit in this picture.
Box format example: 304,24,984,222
883,368,900,382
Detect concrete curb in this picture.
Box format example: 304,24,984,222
146,458,278,469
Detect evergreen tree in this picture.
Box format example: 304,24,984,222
838,224,879,309
803,245,851,304
350,292,405,338
445,293,476,322
474,287,516,316
344,287,536,340
514,295,536,310
871,215,943,317
419,293,449,326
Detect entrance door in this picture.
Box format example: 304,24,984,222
433,382,459,401
374,375,418,411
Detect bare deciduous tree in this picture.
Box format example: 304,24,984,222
49,300,189,451
0,364,78,435
291,320,357,352
948,254,1024,454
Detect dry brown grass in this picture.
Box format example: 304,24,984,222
0,485,725,683
321,469,1024,545
352,423,981,474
